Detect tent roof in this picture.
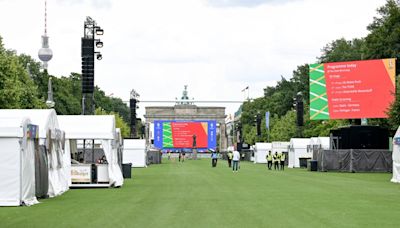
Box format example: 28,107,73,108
271,141,290,148
0,117,31,137
0,109,59,138
317,137,330,149
58,115,116,139
309,137,319,145
255,143,272,150
290,138,310,149
124,139,146,149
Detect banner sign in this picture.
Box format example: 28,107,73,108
71,165,91,183
154,120,217,150
309,58,396,120
26,124,39,139
265,111,270,130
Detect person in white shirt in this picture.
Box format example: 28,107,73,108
232,150,240,172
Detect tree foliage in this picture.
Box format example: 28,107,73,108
0,37,44,109
239,0,400,143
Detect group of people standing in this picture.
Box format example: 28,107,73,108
266,151,285,170
166,150,185,162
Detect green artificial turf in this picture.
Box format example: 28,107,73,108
1,159,400,228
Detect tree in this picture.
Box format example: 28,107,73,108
363,0,400,128
94,88,130,123
269,111,297,141
318,38,365,63
0,36,44,109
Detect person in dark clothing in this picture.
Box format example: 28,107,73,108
181,151,185,162
273,152,280,170
266,151,273,170
211,149,218,167
227,151,233,167
280,152,286,171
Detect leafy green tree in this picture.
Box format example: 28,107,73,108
362,0,400,129
94,88,130,123
318,38,366,63
0,36,44,109
364,0,400,65
269,111,297,141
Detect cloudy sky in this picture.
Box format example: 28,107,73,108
0,0,386,117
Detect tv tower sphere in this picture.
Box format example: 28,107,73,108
38,0,53,69
38,37,53,62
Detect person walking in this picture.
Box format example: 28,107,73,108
167,150,171,160
273,152,280,170
211,149,218,167
181,151,186,162
280,152,286,171
178,150,182,162
227,151,233,167
266,151,273,170
232,149,240,172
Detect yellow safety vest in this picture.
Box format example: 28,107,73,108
266,154,272,161
273,154,278,162
280,154,285,161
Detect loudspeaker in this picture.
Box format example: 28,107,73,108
81,38,95,93
296,101,304,126
330,125,389,149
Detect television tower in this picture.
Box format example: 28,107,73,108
38,0,53,70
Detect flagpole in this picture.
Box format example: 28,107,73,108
242,86,249,101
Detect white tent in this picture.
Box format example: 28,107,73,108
58,115,123,187
288,138,311,168
391,127,400,183
0,118,39,206
308,137,319,153
272,141,290,155
309,137,330,151
0,109,69,198
253,143,272,164
123,139,147,167
317,137,330,150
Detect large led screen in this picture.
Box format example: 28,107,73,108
309,58,396,120
154,120,217,149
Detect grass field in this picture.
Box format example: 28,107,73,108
1,159,400,228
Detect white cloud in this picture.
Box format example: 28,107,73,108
55,0,112,9
205,0,300,8
0,0,386,117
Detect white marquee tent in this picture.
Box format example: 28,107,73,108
391,127,400,183
253,143,272,164
0,109,69,198
288,138,311,168
272,141,290,155
308,137,319,153
58,115,123,187
0,117,39,206
123,139,147,167
317,137,330,150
